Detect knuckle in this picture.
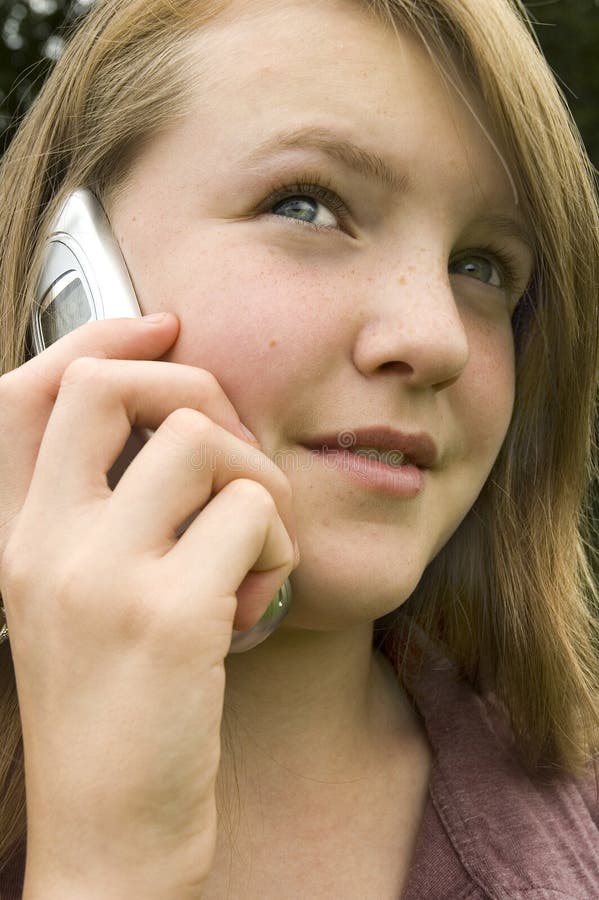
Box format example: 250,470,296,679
281,543,296,570
163,407,214,444
252,459,293,504
229,477,277,515
195,367,220,395
0,540,28,599
0,367,42,415
48,547,94,602
61,355,105,389
112,595,153,643
0,369,19,405
1,364,55,410
1,532,47,616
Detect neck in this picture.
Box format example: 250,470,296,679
219,623,419,794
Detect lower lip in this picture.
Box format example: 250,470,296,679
303,447,426,497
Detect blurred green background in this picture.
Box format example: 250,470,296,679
0,0,598,164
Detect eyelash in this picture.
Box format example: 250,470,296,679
262,171,351,226
450,244,522,295
260,172,524,294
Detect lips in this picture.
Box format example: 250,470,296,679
301,425,439,470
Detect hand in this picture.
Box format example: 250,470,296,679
0,313,298,899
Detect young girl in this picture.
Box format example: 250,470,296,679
0,0,598,896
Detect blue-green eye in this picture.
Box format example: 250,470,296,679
263,175,351,232
449,245,524,295
449,255,502,287
272,195,338,228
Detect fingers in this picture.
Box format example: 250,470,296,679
22,352,297,569
107,408,296,555
161,478,295,631
29,357,261,509
1,314,298,652
24,313,178,391
3,314,178,412
0,315,179,550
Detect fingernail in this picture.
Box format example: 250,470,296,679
143,312,168,323
240,423,260,445
294,538,301,566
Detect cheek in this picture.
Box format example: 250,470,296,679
156,236,341,416
423,325,515,562
463,321,516,460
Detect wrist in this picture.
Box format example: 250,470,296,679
22,799,217,899
23,843,211,900
23,867,206,900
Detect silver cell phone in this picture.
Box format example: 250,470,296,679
30,188,291,653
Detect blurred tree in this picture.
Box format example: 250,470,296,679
527,0,599,167
0,0,597,164
0,0,93,153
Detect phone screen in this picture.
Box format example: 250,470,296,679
39,271,93,348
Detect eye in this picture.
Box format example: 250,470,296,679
260,174,351,232
272,195,338,229
450,255,501,287
449,245,522,294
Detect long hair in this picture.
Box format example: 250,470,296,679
0,0,598,871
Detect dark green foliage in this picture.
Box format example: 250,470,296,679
0,0,91,153
526,0,599,167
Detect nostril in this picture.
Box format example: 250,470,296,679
379,360,413,375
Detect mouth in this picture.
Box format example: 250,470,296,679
300,425,438,471
345,446,407,467
299,443,427,497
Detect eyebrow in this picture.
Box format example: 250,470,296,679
244,125,534,252
468,215,534,255
246,125,410,195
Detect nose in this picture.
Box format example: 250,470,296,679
352,263,470,390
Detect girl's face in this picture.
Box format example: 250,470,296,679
109,0,534,631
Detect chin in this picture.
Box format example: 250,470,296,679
279,563,421,632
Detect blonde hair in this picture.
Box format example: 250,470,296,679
0,0,598,872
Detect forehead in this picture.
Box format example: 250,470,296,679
182,0,519,215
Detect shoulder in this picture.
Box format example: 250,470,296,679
394,625,599,899
576,765,599,828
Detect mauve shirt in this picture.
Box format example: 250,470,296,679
1,624,597,898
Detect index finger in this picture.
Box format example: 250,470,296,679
0,314,179,544
4,313,179,407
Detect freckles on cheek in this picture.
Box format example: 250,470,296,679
165,272,314,403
